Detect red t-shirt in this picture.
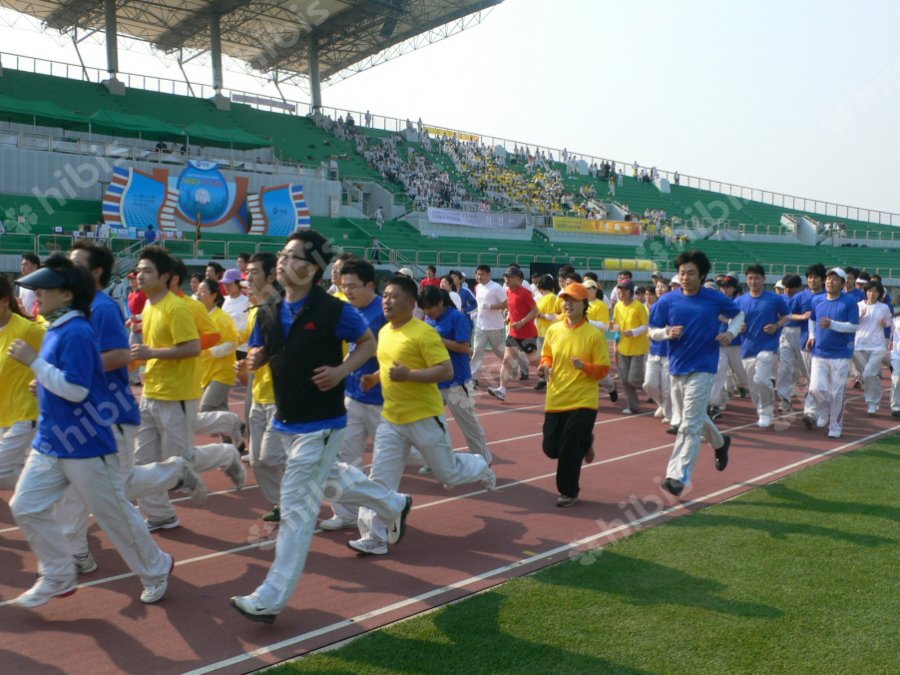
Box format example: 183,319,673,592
128,290,148,316
420,277,442,288
507,286,538,339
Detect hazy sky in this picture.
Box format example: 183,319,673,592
1,0,898,214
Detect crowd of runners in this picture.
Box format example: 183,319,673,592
1,231,895,623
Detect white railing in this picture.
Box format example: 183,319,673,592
3,49,900,228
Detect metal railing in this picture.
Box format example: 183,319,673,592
4,49,897,229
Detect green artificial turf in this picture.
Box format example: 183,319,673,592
268,436,900,674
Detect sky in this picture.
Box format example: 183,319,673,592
1,0,898,214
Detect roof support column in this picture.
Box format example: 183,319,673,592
102,0,125,95
308,32,322,114
209,12,230,110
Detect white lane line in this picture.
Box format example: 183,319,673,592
183,422,900,675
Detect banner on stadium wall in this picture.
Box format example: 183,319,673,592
427,207,526,230
552,217,642,236
424,126,480,143
102,162,310,236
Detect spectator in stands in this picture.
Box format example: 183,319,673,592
365,110,372,127
674,171,681,186
155,140,169,153
144,224,157,245
420,266,441,289
374,206,385,230
370,237,383,263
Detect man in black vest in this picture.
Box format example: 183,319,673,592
230,230,411,624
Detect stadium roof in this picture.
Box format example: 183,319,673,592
5,0,503,79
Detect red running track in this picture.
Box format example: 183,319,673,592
1,377,896,674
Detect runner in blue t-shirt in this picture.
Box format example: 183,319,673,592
734,265,790,428
801,268,859,439
9,255,173,608
648,251,744,496
320,258,391,531
775,271,815,411
420,286,491,465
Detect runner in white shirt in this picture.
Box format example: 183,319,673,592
854,280,892,415
221,268,251,356
470,264,507,386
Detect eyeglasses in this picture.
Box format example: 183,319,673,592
340,283,362,292
277,251,309,263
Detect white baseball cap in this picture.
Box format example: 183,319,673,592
670,274,681,285
397,267,415,279
827,267,847,281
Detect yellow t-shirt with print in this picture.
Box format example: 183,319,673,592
613,300,650,356
542,319,610,412
377,318,450,425
247,306,275,405
200,307,238,388
142,291,202,401
0,314,44,426
536,292,560,337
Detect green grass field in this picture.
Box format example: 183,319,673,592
269,436,900,674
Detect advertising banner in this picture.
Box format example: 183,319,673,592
552,217,642,236
427,207,526,229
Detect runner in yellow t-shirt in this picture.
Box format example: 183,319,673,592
538,283,610,507
533,274,561,391
610,280,650,414
351,275,495,555
0,277,44,490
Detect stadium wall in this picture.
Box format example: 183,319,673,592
0,146,341,218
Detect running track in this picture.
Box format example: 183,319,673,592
1,374,896,674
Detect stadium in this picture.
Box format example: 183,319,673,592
0,1,896,673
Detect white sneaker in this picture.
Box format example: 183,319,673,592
653,407,665,419
662,417,671,424
757,414,773,429
487,387,506,402
480,467,497,491
15,576,77,608
74,552,98,575
319,516,356,531
347,537,388,555
418,465,432,475
622,408,633,415
140,554,174,604
230,594,277,624
816,415,828,429
225,450,247,490
867,404,878,416
827,429,842,439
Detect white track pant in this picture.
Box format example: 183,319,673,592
891,356,900,412
358,416,489,545
0,420,36,490
805,357,851,435
643,355,671,419
11,451,170,586
711,345,748,408
666,372,723,485
776,326,806,402
250,428,405,613
443,382,492,464
248,401,285,507
743,351,778,418
330,398,382,522
852,349,885,407
195,409,243,441
470,328,505,381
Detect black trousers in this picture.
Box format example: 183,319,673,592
542,408,598,498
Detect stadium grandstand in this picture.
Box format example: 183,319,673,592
0,0,899,288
